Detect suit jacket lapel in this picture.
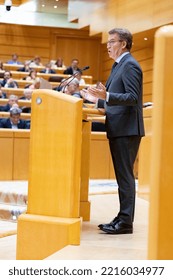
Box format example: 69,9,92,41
105,54,131,90
105,62,118,89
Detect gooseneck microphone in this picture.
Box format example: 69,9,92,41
58,66,90,92
81,66,90,71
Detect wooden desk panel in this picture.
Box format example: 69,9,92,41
90,132,114,179
13,136,30,180
0,129,139,181
0,130,30,180
0,131,13,180
1,70,93,84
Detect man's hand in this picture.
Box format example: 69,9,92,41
80,88,98,104
80,83,107,103
87,82,107,100
7,78,14,84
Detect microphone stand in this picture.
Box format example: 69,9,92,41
58,66,90,93
62,71,80,93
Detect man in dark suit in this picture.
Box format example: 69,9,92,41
63,58,80,75
0,107,30,129
0,84,7,99
0,94,18,112
39,63,56,74
81,28,145,234
0,71,18,88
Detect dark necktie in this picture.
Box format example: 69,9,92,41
111,61,118,72
106,62,118,89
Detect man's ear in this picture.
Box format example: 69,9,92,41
122,41,127,49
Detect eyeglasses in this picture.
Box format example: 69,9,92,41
107,40,122,45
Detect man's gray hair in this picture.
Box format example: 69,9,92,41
9,94,18,100
10,107,22,115
68,78,79,86
108,28,133,51
24,88,33,95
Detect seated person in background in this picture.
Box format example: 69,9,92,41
29,56,43,67
7,53,22,65
53,78,68,92
65,78,82,98
23,69,37,81
0,84,7,98
40,62,56,74
20,88,33,100
0,107,30,129
64,79,96,109
26,77,41,90
54,57,65,68
63,58,80,75
0,71,18,88
0,94,18,111
19,88,33,113
0,61,4,72
17,60,31,72
75,70,86,85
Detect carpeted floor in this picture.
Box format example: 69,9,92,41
0,220,17,238
0,179,139,238
0,192,149,260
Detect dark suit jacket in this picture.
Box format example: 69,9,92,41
17,67,30,72
0,92,7,98
0,79,18,88
98,53,145,138
40,69,56,74
0,118,30,129
0,104,11,112
63,67,80,75
18,97,31,113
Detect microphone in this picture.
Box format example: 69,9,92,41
81,66,90,71
58,66,90,92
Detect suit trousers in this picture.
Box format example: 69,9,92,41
109,135,141,225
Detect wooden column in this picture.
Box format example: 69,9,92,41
148,25,173,259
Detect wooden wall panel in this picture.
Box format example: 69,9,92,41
144,83,153,95
54,36,101,82
1,46,50,62
0,24,50,63
140,58,153,71
0,23,101,83
133,47,154,103
132,47,154,61
0,24,50,37
0,35,49,49
143,70,153,83
143,94,152,103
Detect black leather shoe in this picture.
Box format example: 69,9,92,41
98,216,119,230
100,220,133,234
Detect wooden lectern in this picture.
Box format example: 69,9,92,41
16,90,101,260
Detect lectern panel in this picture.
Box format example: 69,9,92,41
27,90,83,218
